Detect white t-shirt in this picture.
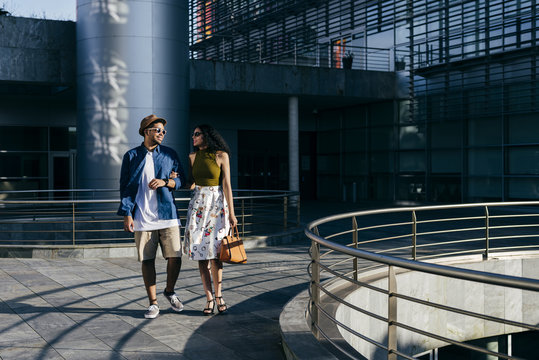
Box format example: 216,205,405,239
133,150,181,231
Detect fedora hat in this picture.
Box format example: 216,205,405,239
139,114,167,136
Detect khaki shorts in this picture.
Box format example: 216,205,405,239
134,226,182,262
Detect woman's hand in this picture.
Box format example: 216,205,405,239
229,214,238,228
169,171,178,178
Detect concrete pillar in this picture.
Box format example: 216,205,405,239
76,0,189,189
288,96,299,196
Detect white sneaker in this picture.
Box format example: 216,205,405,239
144,304,159,319
163,291,184,312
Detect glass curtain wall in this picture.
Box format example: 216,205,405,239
188,0,397,70
189,0,538,202
408,0,538,201
0,126,76,195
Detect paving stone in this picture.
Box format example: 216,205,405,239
0,347,64,360
0,243,311,359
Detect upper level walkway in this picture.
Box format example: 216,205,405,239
0,200,376,359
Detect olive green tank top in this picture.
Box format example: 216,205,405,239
192,149,221,186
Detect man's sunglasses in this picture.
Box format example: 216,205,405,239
147,128,167,135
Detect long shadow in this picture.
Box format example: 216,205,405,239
0,244,312,360
181,282,308,360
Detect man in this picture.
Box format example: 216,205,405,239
117,114,186,319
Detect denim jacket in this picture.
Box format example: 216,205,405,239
117,144,185,219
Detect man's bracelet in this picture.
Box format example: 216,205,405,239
162,178,169,187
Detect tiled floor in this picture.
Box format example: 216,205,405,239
0,244,311,360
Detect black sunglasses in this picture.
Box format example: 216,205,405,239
192,131,202,137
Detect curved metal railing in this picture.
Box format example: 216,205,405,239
305,202,539,360
0,189,300,247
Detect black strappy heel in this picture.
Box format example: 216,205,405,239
203,298,215,315
216,296,228,314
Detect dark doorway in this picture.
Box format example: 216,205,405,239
52,155,70,198
238,130,317,199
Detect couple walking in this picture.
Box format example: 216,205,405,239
117,114,237,318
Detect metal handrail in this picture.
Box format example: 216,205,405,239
305,201,539,359
190,36,392,72
0,189,300,247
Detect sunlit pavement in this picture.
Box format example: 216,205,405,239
0,244,313,360
0,200,394,360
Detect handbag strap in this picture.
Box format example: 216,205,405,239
228,225,239,237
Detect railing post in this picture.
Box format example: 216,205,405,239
296,195,301,227
294,41,297,65
484,206,489,260
283,196,288,230
241,199,245,237
353,216,358,281
311,226,321,340
222,38,225,60
388,265,397,360
412,210,417,260
72,202,76,246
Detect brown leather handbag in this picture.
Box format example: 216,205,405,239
219,226,247,264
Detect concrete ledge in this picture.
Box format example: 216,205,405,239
280,289,339,360
0,227,305,258
0,244,137,259
243,227,304,249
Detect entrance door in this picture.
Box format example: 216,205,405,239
49,151,75,198
237,130,317,199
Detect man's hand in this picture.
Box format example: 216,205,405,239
148,178,166,190
123,216,134,233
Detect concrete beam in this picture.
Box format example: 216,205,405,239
190,60,398,100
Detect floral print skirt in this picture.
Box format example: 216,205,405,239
184,185,230,260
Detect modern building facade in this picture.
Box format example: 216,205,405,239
0,0,537,203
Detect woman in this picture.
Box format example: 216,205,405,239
184,125,237,315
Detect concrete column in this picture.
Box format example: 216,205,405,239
76,0,189,189
288,96,299,196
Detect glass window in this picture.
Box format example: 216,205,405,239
468,177,502,200
399,150,425,172
507,113,538,144
317,154,339,174
344,152,368,176
468,149,502,176
507,147,539,175
431,150,461,173
0,154,22,177
431,122,462,148
0,153,47,178
430,176,461,202
50,127,70,151
343,129,367,152
371,126,395,151
369,102,394,126
396,175,425,201
468,117,502,146
399,125,425,150
0,126,47,151
371,151,394,172
507,178,539,200
317,130,340,153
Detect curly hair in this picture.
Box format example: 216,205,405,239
194,124,231,154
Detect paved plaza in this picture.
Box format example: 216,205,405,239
0,200,384,360
0,243,312,360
